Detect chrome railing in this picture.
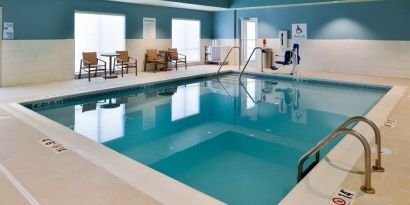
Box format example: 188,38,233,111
239,47,264,79
216,46,241,75
336,116,384,172
297,128,376,194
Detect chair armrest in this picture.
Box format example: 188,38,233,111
178,53,186,57
82,60,91,66
97,58,107,64
129,56,138,62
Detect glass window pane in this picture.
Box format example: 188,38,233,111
75,13,126,73
172,19,200,62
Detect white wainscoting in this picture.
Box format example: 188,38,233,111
2,40,75,87
215,38,410,79
1,38,213,86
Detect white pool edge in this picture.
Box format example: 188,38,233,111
1,70,406,205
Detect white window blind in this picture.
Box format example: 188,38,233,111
75,12,125,73
172,19,201,63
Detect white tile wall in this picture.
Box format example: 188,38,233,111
2,40,75,87
215,38,410,79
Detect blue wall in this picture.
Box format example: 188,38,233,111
213,10,236,39
214,0,410,40
0,0,214,40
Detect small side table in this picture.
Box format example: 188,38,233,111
101,53,120,79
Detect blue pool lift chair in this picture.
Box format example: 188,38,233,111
272,44,301,70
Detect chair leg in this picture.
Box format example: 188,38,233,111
144,61,147,72
121,65,124,77
154,62,157,73
126,65,129,74
94,68,97,77
104,68,107,80
185,61,187,69
88,70,91,82
175,60,178,70
79,68,82,79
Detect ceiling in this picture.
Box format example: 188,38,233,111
106,0,382,11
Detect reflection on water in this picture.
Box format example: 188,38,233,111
33,74,387,205
75,98,125,143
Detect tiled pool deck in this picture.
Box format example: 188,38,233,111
0,65,409,205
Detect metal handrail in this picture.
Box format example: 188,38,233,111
336,116,384,172
239,47,264,79
297,128,375,194
216,46,241,75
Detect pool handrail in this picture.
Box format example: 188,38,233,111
297,128,376,194
239,47,264,79
336,116,385,172
216,46,241,75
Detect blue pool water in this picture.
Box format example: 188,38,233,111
28,73,388,205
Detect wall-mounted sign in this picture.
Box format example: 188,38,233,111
143,18,156,39
292,23,307,40
3,22,14,40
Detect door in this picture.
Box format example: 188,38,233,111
240,18,257,65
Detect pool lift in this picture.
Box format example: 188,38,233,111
272,44,301,75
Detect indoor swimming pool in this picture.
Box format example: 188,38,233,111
26,73,389,205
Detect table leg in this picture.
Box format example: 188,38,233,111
109,56,113,75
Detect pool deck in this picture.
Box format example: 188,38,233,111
0,65,409,205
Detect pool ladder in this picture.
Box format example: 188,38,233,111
297,116,385,194
216,46,241,75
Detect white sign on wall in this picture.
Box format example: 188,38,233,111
292,23,307,40
143,18,156,39
3,22,14,40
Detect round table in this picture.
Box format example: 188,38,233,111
101,53,120,79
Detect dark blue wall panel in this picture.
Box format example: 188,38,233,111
213,10,235,39
215,0,410,40
0,0,214,40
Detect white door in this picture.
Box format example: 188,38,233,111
240,18,258,65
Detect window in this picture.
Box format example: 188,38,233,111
75,12,125,73
172,83,200,121
172,19,201,63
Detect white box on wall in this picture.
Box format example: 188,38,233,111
279,30,288,51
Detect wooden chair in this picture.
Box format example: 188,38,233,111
114,51,138,77
79,52,107,81
168,48,187,70
144,49,166,73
